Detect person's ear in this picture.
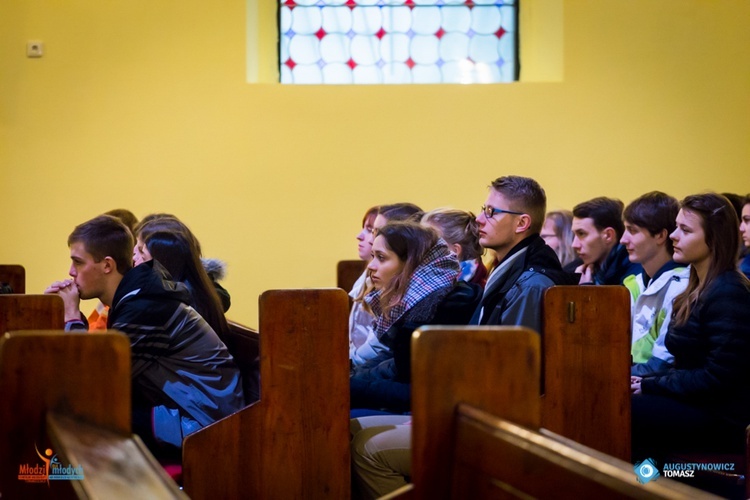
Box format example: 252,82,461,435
102,256,116,274
654,228,669,247
602,227,617,244
451,243,463,259
515,214,532,233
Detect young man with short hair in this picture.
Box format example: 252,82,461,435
471,175,576,333
45,215,244,455
621,192,689,376
572,196,641,285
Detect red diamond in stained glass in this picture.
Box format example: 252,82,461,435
345,0,356,8
347,58,357,69
376,28,387,39
435,28,445,39
315,28,327,40
406,58,415,69
284,58,296,70
464,0,474,6
284,0,296,5
404,0,415,8
495,27,506,39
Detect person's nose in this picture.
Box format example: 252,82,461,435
69,264,76,277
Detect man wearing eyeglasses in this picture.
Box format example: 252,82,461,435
471,175,577,332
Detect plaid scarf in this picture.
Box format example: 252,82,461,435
365,239,459,341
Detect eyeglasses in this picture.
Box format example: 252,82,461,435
480,205,525,219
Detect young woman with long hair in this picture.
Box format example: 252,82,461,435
350,221,480,412
134,215,229,342
631,193,750,466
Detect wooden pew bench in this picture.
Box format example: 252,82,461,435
401,326,718,499
0,294,64,334
0,264,25,293
182,288,351,500
0,330,183,498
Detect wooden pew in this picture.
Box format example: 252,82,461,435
182,288,350,500
410,326,541,499
0,330,182,498
337,259,366,293
0,294,64,334
46,412,186,499
225,319,260,404
542,285,632,460
0,264,25,293
406,326,718,499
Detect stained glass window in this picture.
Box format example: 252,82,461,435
279,0,518,84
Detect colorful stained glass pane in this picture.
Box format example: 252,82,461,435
279,0,517,84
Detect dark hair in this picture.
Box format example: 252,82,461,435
544,210,576,267
139,221,228,341
362,206,379,229
672,193,742,326
421,208,483,261
373,221,439,315
105,209,139,235
721,193,745,220
136,214,202,255
573,197,625,239
68,215,134,275
490,176,546,233
623,191,680,254
378,203,423,223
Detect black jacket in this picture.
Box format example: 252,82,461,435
110,261,244,427
642,271,750,426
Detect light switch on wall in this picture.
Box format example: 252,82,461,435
27,41,44,58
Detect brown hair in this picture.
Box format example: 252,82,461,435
421,208,483,261
490,176,546,233
68,215,134,275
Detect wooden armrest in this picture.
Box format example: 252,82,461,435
46,412,187,499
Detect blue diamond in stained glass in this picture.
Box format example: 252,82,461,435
436,58,444,68
496,58,505,67
347,29,356,39
377,59,386,68
318,59,327,68
466,29,475,38
406,29,415,38
285,29,296,38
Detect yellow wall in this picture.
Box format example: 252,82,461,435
2,0,749,327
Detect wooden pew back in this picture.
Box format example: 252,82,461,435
183,288,350,500
0,294,65,334
451,404,719,499
542,285,632,460
0,331,131,498
0,264,25,294
410,326,541,500
225,319,260,404
337,259,366,293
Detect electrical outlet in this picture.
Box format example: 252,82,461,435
27,41,44,58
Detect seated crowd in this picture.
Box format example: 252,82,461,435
35,178,750,498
